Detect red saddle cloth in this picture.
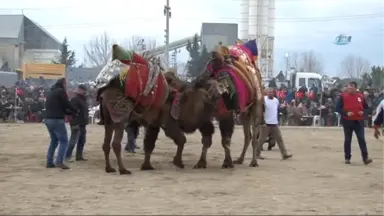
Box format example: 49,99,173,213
124,64,168,108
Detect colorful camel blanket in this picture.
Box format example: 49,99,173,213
207,42,263,115
112,45,169,109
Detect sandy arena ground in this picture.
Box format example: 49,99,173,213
0,124,382,215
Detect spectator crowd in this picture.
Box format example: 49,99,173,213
274,84,384,127
0,77,383,127
0,78,98,123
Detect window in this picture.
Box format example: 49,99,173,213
298,78,306,86
308,78,321,88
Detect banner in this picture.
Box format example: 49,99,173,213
22,63,65,79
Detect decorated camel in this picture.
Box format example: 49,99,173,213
183,40,265,168
96,45,225,174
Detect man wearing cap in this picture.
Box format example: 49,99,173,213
65,85,89,161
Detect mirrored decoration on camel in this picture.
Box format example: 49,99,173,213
95,59,130,86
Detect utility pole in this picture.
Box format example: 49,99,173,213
171,49,180,69
164,0,171,69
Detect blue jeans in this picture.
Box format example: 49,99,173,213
342,119,369,160
125,121,139,151
45,119,68,165
65,125,87,159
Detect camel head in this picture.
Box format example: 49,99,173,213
163,72,225,130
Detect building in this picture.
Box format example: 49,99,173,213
0,15,61,71
200,23,238,52
239,0,276,78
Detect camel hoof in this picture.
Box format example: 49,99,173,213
105,167,116,173
193,160,207,169
173,157,185,169
222,163,234,169
249,160,259,167
233,158,244,165
119,169,132,175
140,163,155,171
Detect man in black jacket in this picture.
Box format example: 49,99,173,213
65,85,89,161
45,78,78,169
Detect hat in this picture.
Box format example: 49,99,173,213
78,84,87,91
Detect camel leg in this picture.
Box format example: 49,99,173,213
219,117,235,168
194,121,215,169
141,125,160,170
103,124,115,173
249,105,263,167
233,113,252,164
111,123,131,175
163,119,186,169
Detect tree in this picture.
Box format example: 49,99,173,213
268,78,277,88
360,72,372,90
370,65,384,89
186,34,209,78
83,32,114,67
53,37,76,67
123,35,157,52
286,51,323,73
340,54,370,79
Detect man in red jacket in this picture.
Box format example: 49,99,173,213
336,82,372,165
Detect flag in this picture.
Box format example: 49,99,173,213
16,87,23,96
242,39,258,61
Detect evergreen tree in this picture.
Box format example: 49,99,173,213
371,65,384,89
186,34,210,78
53,37,76,67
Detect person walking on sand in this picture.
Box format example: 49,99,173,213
336,82,372,165
65,85,89,161
44,78,78,169
256,87,292,160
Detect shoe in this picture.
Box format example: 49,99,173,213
363,158,372,165
76,157,88,161
46,163,56,168
283,154,292,160
55,163,70,169
125,148,136,153
345,159,351,164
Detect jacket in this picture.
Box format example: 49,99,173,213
373,99,383,127
45,79,77,119
336,92,367,120
69,94,89,126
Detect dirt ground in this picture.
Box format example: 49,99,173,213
0,124,382,215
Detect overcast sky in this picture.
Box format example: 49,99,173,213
1,0,383,76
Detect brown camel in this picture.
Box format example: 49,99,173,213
96,45,226,174
186,42,265,168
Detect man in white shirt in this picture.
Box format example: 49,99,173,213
373,99,383,138
257,88,292,160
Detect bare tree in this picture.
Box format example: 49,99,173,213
83,32,114,67
287,52,299,69
299,50,324,73
286,50,324,73
340,54,370,78
122,35,157,52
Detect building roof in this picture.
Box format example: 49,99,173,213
0,15,24,39
0,14,60,46
66,67,102,83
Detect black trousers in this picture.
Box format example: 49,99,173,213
342,119,368,160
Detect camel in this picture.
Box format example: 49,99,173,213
96,45,225,174
189,40,265,168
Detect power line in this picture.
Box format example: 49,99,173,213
9,13,383,31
